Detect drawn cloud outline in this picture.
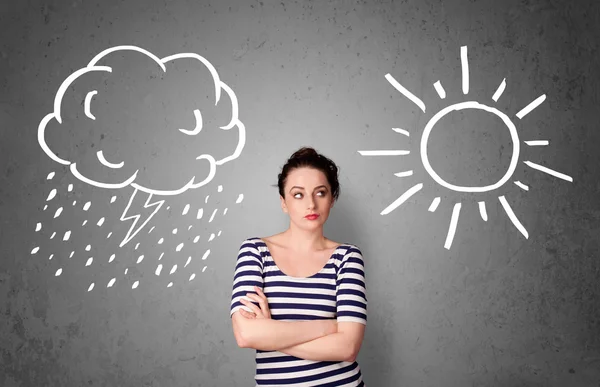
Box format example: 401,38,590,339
37,45,246,196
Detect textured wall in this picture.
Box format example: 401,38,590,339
1,0,599,386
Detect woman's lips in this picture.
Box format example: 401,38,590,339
305,214,319,220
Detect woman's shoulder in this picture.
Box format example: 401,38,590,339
338,242,363,261
239,236,265,249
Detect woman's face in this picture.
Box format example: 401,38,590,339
280,167,334,229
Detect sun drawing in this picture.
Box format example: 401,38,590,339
359,45,573,250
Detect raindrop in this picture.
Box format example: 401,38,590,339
148,226,155,234
55,268,62,276
109,254,115,262
236,194,244,204
217,185,223,192
107,278,116,287
223,208,228,215
182,204,190,215
63,230,71,241
167,282,173,288
35,222,42,232
132,281,139,289
159,252,164,260
185,256,192,267
82,220,87,226
218,230,222,237
170,264,177,275
136,255,144,264
47,172,55,180
50,232,56,239
86,257,93,266
158,238,164,244
205,195,209,204
69,251,74,258
208,233,215,242
193,236,200,243
155,264,163,275
176,243,184,252
88,283,94,291
68,184,73,192
172,228,178,235
31,247,40,254
189,273,196,281
209,209,217,223
110,196,116,203
85,244,91,251
97,217,105,226
202,266,207,272
201,249,211,260
135,243,140,250
83,201,91,211
188,225,193,230
43,205,48,211
49,254,54,260
166,206,170,210
54,207,63,219
46,189,57,201
72,200,76,206
107,232,112,238
124,268,128,275
196,208,203,219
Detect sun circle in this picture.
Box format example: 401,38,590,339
420,101,520,193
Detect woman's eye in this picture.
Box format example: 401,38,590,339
293,191,326,198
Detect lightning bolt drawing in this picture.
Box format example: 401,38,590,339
119,187,165,247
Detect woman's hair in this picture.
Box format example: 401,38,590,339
274,147,340,200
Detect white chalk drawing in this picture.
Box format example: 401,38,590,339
33,45,247,290
359,45,573,249
38,45,245,247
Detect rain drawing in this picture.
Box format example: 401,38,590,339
33,45,246,290
359,45,573,249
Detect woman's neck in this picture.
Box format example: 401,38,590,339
282,226,327,252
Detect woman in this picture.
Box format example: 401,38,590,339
230,147,368,386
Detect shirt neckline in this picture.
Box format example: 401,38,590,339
257,238,345,279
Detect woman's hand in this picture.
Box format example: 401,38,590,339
239,286,272,320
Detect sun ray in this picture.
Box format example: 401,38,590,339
444,203,462,249
514,181,529,191
392,128,410,136
433,80,446,99
358,150,410,156
381,183,423,215
385,73,426,112
523,160,573,182
492,78,506,102
461,46,469,94
394,170,413,177
498,195,528,238
516,94,546,119
524,140,549,146
478,201,488,221
428,197,441,212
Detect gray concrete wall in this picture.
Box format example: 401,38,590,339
1,0,598,386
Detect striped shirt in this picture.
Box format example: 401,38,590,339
230,237,368,386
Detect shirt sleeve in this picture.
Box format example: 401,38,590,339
336,245,367,325
230,238,264,317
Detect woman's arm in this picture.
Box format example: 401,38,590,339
278,322,366,362
232,312,337,351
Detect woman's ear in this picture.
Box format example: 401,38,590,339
280,195,288,213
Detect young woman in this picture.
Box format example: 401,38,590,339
230,147,368,386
